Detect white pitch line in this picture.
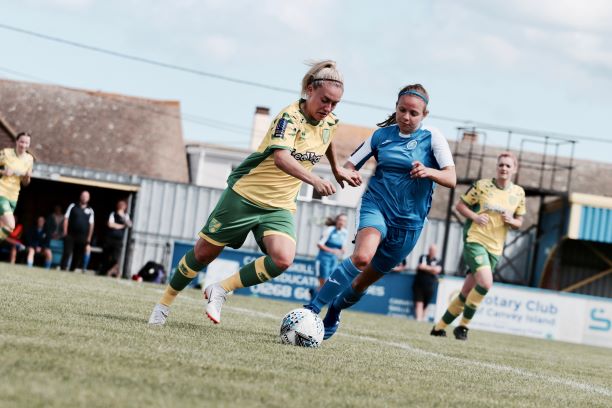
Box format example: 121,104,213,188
148,287,612,397
225,306,612,398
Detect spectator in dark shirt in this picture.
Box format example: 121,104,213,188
24,215,52,268
412,244,442,321
45,205,65,241
61,190,94,272
102,199,132,278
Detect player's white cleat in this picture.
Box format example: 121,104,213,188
148,303,170,325
204,283,228,324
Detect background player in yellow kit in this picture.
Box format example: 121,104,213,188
0,131,34,243
149,60,362,326
431,152,525,340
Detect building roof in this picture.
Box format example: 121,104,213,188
0,78,189,183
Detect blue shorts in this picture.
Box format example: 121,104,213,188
316,253,338,280
358,198,422,273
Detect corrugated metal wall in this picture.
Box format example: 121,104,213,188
129,178,533,278
580,206,612,243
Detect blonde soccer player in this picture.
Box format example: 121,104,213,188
0,132,34,243
431,152,525,340
148,60,362,325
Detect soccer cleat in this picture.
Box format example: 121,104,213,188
322,304,341,340
303,303,321,314
453,325,469,341
204,283,228,324
430,326,447,337
148,303,170,325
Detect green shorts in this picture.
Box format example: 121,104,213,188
0,196,17,216
199,188,296,253
463,242,499,274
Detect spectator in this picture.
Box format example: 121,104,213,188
45,205,65,241
102,199,132,278
412,244,442,321
45,205,65,268
61,190,94,272
23,215,52,268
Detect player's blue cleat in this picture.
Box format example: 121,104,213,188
322,304,341,340
303,303,320,314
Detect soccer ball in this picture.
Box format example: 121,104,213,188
279,308,324,348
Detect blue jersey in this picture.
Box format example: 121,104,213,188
350,125,454,230
317,226,348,259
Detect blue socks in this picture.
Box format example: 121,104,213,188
332,285,365,311
83,253,91,271
308,258,361,313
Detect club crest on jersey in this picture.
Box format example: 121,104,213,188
208,218,222,233
406,140,418,150
273,118,288,139
322,128,330,144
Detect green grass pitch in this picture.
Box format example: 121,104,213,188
1,264,611,407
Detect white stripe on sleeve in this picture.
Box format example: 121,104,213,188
428,127,455,169
348,135,374,168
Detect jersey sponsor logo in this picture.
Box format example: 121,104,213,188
483,203,508,214
273,118,288,139
380,140,393,146
291,149,322,165
327,277,340,285
208,217,222,233
406,140,418,150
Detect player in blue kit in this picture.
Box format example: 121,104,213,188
305,84,457,339
313,213,349,295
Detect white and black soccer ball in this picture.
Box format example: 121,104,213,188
279,308,324,348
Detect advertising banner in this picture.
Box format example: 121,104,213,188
435,276,612,348
171,242,423,319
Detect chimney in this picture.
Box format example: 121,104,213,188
250,106,271,151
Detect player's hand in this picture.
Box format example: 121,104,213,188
333,167,362,188
474,213,490,226
313,178,336,197
502,211,514,225
410,161,432,179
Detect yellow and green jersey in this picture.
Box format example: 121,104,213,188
229,100,339,212
0,148,33,201
461,178,526,255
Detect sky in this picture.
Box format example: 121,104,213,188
1,0,612,163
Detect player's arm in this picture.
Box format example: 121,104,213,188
410,128,457,188
273,149,335,196
20,163,32,187
411,128,457,188
411,163,456,188
63,205,72,236
502,213,523,230
107,213,123,230
325,142,362,188
86,211,94,245
456,200,489,226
